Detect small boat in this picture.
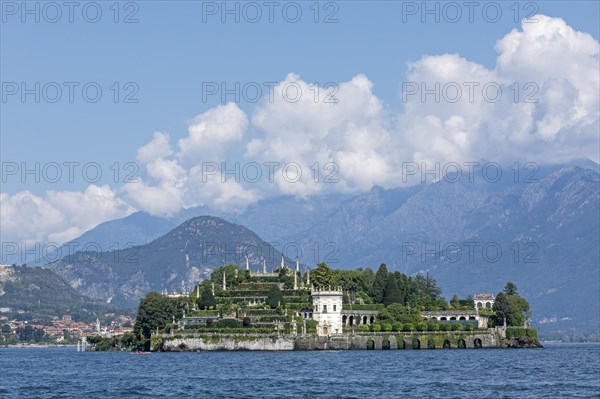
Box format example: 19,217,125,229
132,351,150,355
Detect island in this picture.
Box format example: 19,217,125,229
85,260,541,351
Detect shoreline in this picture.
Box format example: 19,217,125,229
3,344,77,348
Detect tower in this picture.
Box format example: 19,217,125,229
222,271,226,291
280,254,285,271
311,288,343,336
263,258,267,274
245,255,249,271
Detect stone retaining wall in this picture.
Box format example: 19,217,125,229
162,335,295,351
158,329,508,351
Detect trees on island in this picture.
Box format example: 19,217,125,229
370,264,389,303
266,285,285,309
133,292,186,350
493,282,530,327
128,261,534,351
311,262,336,289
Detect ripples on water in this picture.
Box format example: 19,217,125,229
1,343,599,398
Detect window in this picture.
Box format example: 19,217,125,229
333,304,337,311
323,305,327,313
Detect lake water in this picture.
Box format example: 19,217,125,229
1,343,599,398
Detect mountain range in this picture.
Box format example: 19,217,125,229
0,265,115,322
46,216,299,308
23,160,600,332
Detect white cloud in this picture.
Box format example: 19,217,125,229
122,103,258,215
177,102,248,165
0,186,134,247
2,15,598,247
249,73,395,195
136,131,173,164
398,15,599,164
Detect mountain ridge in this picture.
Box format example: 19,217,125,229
34,160,600,332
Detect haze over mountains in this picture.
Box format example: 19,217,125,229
16,160,600,333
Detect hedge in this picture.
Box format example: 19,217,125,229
506,327,537,340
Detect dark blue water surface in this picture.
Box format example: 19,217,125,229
1,343,599,398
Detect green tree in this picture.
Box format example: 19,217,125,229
494,288,531,327
133,292,185,350
411,274,442,304
382,274,402,306
386,303,421,325
370,264,389,303
87,336,103,345
1,324,10,334
506,295,530,327
266,286,285,309
450,294,460,309
504,281,518,296
120,332,137,349
18,325,34,341
311,263,337,289
33,328,45,343
211,264,245,290
493,292,510,326
197,282,216,310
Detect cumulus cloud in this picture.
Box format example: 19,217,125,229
121,103,258,216
2,15,598,248
0,186,134,247
177,102,248,165
249,73,394,195
401,15,598,164
136,131,173,164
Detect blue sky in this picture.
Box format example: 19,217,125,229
2,1,598,193
1,1,599,245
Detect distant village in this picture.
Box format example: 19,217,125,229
0,309,134,345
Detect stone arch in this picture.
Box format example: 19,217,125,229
398,339,406,349
366,339,374,350
474,338,482,348
370,316,375,324
477,302,483,308
427,339,436,349
412,338,421,350
468,316,476,320
363,316,368,325
342,315,347,326
349,315,354,326
431,317,437,320
459,316,466,321
440,317,447,321
382,339,391,350
450,317,457,321
443,339,451,349
457,339,466,349
485,302,491,308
